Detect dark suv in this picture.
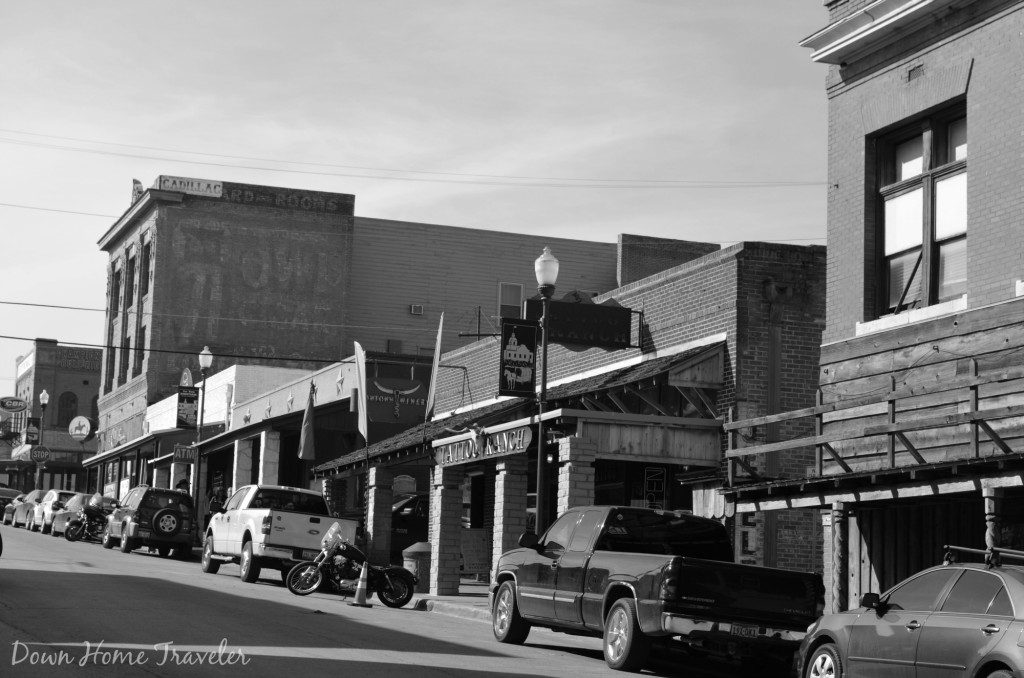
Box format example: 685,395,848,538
102,485,194,558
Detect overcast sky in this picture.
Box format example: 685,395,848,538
0,0,830,400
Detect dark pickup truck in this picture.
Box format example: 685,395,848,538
491,506,824,673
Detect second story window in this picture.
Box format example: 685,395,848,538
110,268,122,315
879,109,967,315
57,392,78,427
140,241,151,297
499,282,524,320
125,254,137,308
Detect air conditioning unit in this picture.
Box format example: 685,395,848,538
409,304,424,315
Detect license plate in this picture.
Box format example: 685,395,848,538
301,549,319,559
731,624,758,639
138,531,151,538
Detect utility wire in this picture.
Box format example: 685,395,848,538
0,128,826,189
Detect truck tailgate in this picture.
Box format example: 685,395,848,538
263,511,331,550
674,558,822,629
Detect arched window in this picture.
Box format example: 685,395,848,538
57,391,78,427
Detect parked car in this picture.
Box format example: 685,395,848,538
103,485,194,558
493,505,824,674
0,482,20,513
391,492,429,563
10,490,46,529
203,484,357,583
49,493,92,537
30,489,78,533
800,545,1024,678
2,493,25,525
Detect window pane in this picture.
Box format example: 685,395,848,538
888,250,922,310
935,172,967,239
896,136,923,180
886,569,958,612
937,237,966,301
499,283,523,319
885,188,923,254
988,587,1013,617
940,570,1003,614
949,118,967,161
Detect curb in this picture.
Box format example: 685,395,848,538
413,598,491,622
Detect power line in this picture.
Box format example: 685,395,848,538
0,131,826,190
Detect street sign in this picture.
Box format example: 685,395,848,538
24,417,40,445
172,444,198,464
0,397,27,412
68,416,93,442
30,446,50,462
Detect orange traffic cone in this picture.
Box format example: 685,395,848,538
348,564,373,608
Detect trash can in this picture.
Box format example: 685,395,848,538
403,541,431,593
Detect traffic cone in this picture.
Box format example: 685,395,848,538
348,564,373,608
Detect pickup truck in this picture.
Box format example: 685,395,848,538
201,484,358,584
491,506,824,673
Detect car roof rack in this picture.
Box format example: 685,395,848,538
943,544,1024,569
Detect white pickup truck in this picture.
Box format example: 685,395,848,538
200,484,358,584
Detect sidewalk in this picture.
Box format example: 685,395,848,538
411,577,492,622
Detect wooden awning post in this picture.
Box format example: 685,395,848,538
832,502,848,612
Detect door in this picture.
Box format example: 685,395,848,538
553,509,603,624
517,511,580,620
915,569,1010,678
223,487,252,555
847,568,957,678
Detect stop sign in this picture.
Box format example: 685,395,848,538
30,446,50,462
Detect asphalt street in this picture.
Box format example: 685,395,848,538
0,524,753,678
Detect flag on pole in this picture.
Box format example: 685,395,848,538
354,341,369,444
424,312,444,422
297,381,317,460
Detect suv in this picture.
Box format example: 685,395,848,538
103,485,194,558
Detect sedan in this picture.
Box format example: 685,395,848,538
10,489,46,528
2,493,25,525
49,492,91,537
800,549,1024,678
30,489,78,533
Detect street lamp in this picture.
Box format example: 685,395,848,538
35,390,49,490
534,247,559,535
197,346,213,443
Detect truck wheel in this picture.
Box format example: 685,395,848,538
604,598,650,672
201,538,221,574
806,643,842,678
240,541,261,583
492,581,531,644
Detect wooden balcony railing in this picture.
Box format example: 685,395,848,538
724,358,1024,487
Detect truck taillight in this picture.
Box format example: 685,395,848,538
261,515,272,535
660,557,682,600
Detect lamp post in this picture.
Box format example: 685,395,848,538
197,346,213,443
534,247,559,535
35,390,49,490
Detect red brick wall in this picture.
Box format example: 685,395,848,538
822,3,1024,343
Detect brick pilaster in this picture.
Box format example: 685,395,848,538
557,437,596,516
492,456,529,580
430,464,464,595
366,466,394,564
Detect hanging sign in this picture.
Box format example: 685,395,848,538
498,319,538,398
69,416,94,442
0,397,27,412
177,386,199,429
173,444,198,464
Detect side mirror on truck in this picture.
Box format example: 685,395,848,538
518,532,539,550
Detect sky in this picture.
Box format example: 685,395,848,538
0,0,830,399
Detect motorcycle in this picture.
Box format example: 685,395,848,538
65,494,114,542
285,521,417,608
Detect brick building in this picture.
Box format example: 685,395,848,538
314,241,827,594
94,175,624,496
3,339,101,492
724,0,1024,613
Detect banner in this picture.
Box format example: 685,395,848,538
297,381,317,460
354,342,369,445
176,386,199,429
424,312,444,421
499,319,539,397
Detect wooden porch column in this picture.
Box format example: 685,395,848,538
984,487,1004,551
832,502,848,612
